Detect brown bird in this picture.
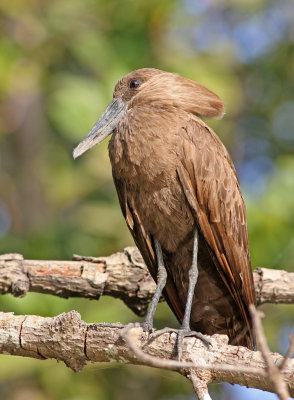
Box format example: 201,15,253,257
73,68,256,351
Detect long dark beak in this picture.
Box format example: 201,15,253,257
73,97,128,159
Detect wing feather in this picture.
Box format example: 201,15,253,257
177,117,256,343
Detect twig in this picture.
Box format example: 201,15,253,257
279,334,294,371
121,324,265,375
250,305,290,400
121,325,213,399
188,370,212,400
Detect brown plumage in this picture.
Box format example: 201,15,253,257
73,68,256,349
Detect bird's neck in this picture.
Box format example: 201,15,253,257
108,105,184,183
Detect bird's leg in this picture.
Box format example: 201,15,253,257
183,227,200,328
175,227,202,358
141,238,167,333
148,228,210,358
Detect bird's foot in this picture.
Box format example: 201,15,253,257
175,328,211,360
120,320,155,336
140,318,155,334
148,327,211,360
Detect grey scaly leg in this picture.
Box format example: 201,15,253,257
141,238,167,332
182,227,199,328
176,227,201,358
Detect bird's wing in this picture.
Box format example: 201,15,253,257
112,176,185,321
177,117,256,339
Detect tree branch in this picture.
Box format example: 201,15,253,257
0,310,293,396
1,249,294,397
0,248,155,316
1,249,294,317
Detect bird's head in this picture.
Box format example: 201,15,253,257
73,68,225,159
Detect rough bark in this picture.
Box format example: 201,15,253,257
0,248,154,316
0,249,293,317
254,267,294,305
0,310,293,397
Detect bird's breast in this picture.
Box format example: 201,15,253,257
108,114,194,252
109,106,185,179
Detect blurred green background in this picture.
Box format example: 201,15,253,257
0,0,293,399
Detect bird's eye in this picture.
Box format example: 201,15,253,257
129,79,141,89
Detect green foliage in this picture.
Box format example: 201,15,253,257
247,156,294,269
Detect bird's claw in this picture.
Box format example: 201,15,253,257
175,329,211,360
145,327,211,359
121,320,154,335
140,319,155,334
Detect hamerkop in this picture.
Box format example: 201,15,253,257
73,68,256,351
